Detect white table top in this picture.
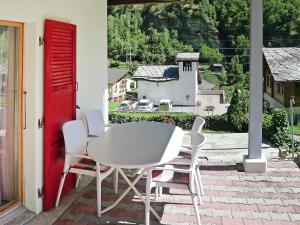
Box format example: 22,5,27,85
87,122,184,169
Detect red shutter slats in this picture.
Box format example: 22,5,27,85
43,19,76,211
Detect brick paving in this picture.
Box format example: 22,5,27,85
53,160,300,225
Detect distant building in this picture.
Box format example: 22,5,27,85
263,48,300,123
211,63,223,72
108,69,136,102
133,53,199,106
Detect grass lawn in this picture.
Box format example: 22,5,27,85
109,101,120,111
289,125,300,135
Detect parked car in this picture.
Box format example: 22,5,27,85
159,99,172,111
137,99,154,111
118,100,137,111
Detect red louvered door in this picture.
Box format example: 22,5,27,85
44,19,76,211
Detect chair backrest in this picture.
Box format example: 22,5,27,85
84,109,106,137
189,133,206,186
191,117,205,145
62,120,88,154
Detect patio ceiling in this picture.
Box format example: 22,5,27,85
108,0,182,5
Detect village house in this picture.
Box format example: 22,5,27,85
108,69,136,102
133,53,199,106
263,48,300,124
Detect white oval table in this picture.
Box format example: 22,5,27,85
87,121,184,225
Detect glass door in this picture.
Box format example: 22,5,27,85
0,21,23,212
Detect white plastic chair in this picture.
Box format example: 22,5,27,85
182,116,205,149
146,133,206,225
155,117,205,197
84,109,107,137
55,120,115,207
83,109,119,194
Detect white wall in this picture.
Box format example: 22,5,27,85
137,62,198,106
0,0,107,213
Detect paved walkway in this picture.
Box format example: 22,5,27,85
27,133,299,225
53,160,300,225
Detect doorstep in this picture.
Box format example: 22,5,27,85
26,176,94,225
0,204,35,225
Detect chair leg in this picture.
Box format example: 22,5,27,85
75,174,82,188
113,169,118,194
159,187,163,197
194,176,203,205
55,172,67,207
96,163,102,217
196,168,204,196
155,187,159,200
191,192,202,225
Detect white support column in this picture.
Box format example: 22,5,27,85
243,0,267,173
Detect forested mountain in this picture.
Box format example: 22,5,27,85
108,0,299,70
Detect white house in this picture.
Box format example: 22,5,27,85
133,53,199,106
108,69,136,102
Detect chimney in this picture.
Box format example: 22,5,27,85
176,53,199,73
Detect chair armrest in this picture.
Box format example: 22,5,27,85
180,146,192,153
169,157,191,166
153,166,191,174
183,131,191,135
181,144,192,149
67,153,93,160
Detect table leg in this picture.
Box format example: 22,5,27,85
145,169,152,225
101,168,146,214
118,169,161,221
101,168,161,222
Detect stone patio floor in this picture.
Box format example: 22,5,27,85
29,133,300,225
52,163,300,224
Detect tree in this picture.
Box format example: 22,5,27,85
233,35,249,60
264,0,299,46
226,56,246,86
199,44,223,63
227,88,249,132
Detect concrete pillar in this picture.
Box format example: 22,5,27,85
243,0,267,173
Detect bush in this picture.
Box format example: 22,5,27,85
270,109,291,148
204,114,229,131
125,91,138,101
227,89,249,132
262,113,273,140
109,112,196,130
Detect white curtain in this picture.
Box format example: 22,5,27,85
0,26,17,204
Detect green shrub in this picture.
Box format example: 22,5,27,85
270,109,291,148
227,89,249,132
262,113,273,140
125,91,138,101
109,112,196,130
204,114,229,131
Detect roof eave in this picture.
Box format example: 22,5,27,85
108,0,182,5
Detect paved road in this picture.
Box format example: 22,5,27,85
183,132,279,163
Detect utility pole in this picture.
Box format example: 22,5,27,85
290,96,295,161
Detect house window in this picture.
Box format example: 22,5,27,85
276,83,284,95
183,62,192,72
295,83,300,97
266,74,271,88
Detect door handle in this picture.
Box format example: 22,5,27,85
23,91,27,129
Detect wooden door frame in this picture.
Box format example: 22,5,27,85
0,20,24,215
